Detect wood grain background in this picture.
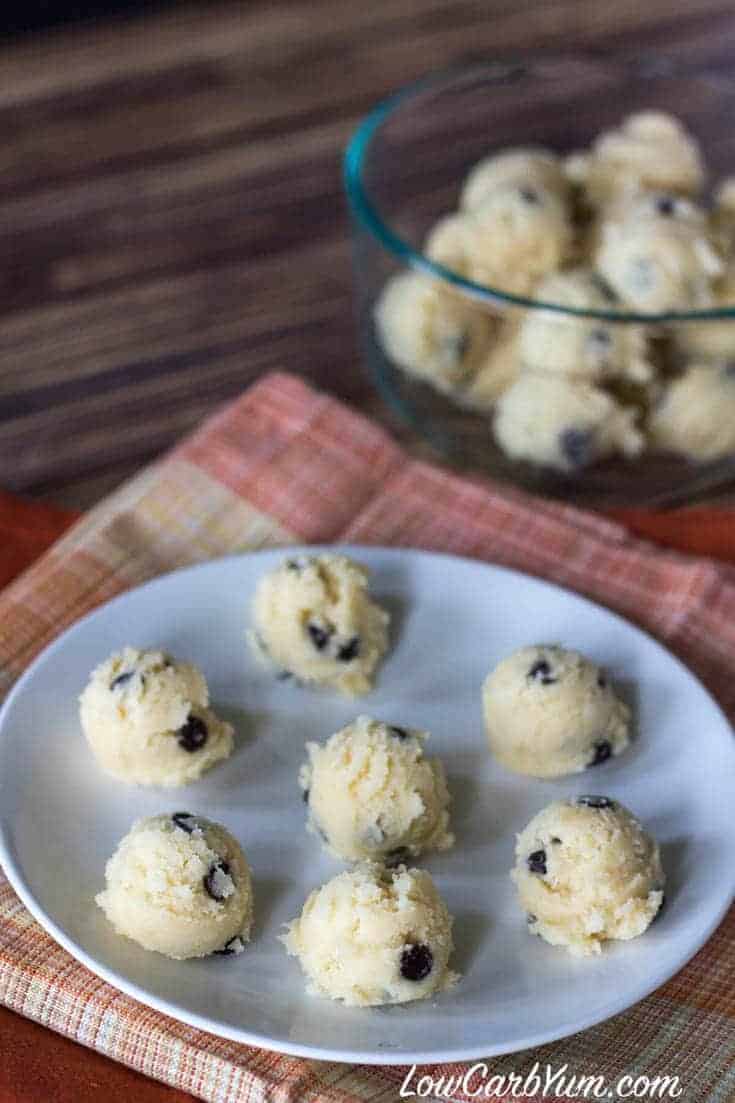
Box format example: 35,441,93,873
2,2,735,1100
2,0,735,509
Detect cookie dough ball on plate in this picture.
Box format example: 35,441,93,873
96,813,253,959
426,185,572,296
374,271,496,396
565,111,705,209
300,715,453,863
518,268,653,384
511,797,664,955
595,193,723,312
483,645,631,778
493,374,643,471
282,864,457,1005
460,147,569,211
79,647,234,787
250,553,389,696
648,362,735,460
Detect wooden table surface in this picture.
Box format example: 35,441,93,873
2,0,735,511
1,2,735,1100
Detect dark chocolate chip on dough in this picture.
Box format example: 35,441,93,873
400,943,433,982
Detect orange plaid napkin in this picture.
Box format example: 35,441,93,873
0,372,733,1102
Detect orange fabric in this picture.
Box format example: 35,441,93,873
3,495,735,595
1,379,735,1103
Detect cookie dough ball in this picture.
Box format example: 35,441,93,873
250,554,389,696
674,264,735,362
511,797,664,955
711,178,735,254
300,716,453,863
96,813,253,959
596,193,723,312
374,271,496,396
461,147,568,211
519,268,653,383
459,318,523,411
282,864,457,1005
648,362,735,460
79,648,234,787
483,645,631,778
493,374,643,471
566,111,705,208
426,185,572,296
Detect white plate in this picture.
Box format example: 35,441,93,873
0,547,733,1066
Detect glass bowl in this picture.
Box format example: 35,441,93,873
344,55,735,507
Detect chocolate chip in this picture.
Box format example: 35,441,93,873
528,659,557,685
307,622,332,651
384,846,411,869
445,330,471,364
590,274,618,302
655,195,676,217
337,636,360,662
215,936,244,956
110,671,134,690
560,427,594,470
177,715,208,752
203,860,232,902
519,186,540,205
302,788,310,804
389,725,409,740
172,812,197,834
590,739,612,766
276,668,293,681
527,849,547,875
588,328,612,347
526,913,537,924
551,836,561,845
400,943,433,982
597,672,607,689
577,795,614,809
285,559,302,571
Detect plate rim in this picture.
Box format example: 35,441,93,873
0,544,733,1066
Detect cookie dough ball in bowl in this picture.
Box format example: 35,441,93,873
595,193,723,312
251,554,389,696
96,813,253,959
648,362,735,461
518,268,653,384
493,374,644,472
459,319,523,412
426,185,572,297
282,864,457,1005
374,271,497,396
565,111,705,209
673,264,735,363
79,648,234,787
711,178,735,255
511,797,664,955
460,147,569,211
300,716,454,864
483,645,631,778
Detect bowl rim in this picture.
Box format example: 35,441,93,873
343,58,735,325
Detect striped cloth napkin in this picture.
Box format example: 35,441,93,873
0,372,733,1103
